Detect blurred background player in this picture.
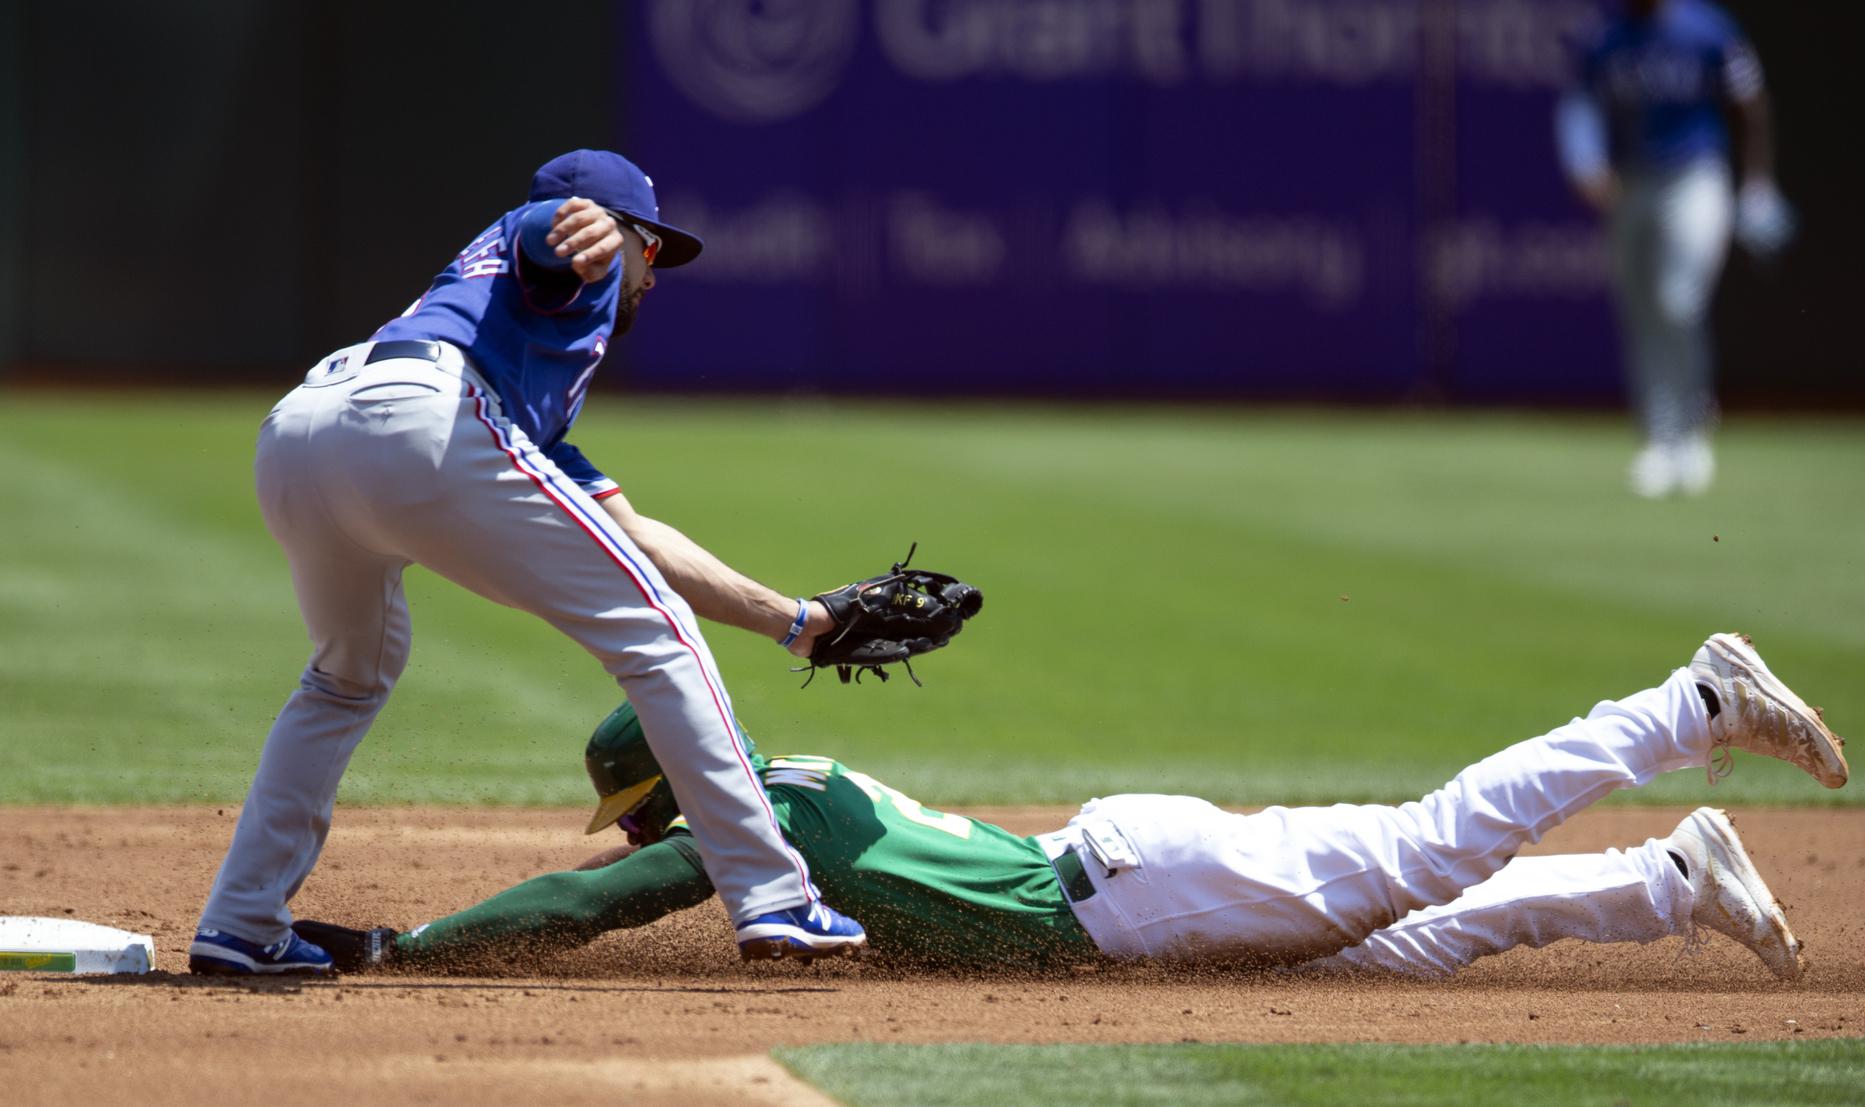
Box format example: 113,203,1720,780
297,634,1844,981
1557,0,1794,498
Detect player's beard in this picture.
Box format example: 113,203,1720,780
613,288,643,337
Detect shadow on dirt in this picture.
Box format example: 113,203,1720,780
52,971,840,996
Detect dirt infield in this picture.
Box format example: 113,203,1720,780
2,804,1860,1106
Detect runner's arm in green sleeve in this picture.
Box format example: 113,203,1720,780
395,835,715,965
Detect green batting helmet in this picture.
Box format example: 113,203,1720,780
582,702,763,835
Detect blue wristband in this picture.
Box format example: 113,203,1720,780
778,599,809,648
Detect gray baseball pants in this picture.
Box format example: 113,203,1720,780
198,342,813,944
1610,158,1733,445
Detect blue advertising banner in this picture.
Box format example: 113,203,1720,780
615,0,1618,402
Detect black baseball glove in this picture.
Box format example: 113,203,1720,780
804,544,983,685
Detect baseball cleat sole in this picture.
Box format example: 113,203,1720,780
187,948,333,975
737,936,866,964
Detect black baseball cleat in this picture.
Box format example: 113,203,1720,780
290,920,399,972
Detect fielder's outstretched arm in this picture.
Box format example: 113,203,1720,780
594,491,835,655
391,836,716,968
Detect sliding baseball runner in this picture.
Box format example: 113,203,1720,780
299,634,1845,979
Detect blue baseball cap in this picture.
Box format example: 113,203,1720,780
528,149,704,268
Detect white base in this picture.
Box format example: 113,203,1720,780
0,916,155,974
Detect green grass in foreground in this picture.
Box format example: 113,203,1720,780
776,1041,1865,1107
2,393,1861,806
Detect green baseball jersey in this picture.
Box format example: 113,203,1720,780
397,755,1096,969
748,755,1095,965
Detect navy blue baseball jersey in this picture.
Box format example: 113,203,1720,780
1578,0,1762,172
374,201,622,496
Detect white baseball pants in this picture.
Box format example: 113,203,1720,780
199,343,813,944
1044,669,1711,966
1304,839,1690,977
1611,158,1733,445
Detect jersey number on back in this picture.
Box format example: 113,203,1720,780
843,769,973,840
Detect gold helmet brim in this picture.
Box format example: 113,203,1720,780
583,774,664,835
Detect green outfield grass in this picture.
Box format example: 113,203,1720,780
774,1041,1865,1106
1,392,1859,807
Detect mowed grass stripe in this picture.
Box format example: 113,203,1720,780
0,405,623,803
937,411,1863,649
775,1040,1865,1107
888,412,1858,804
2,393,1859,806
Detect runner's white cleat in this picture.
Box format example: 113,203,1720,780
1664,807,1803,981
1691,633,1848,788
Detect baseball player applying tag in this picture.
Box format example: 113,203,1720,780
300,634,1844,979
191,150,981,974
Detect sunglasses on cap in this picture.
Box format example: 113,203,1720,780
606,213,661,267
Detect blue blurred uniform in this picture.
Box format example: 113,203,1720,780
1581,0,1758,170
1557,0,1770,496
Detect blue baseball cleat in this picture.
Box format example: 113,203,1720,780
188,927,335,975
735,901,867,962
